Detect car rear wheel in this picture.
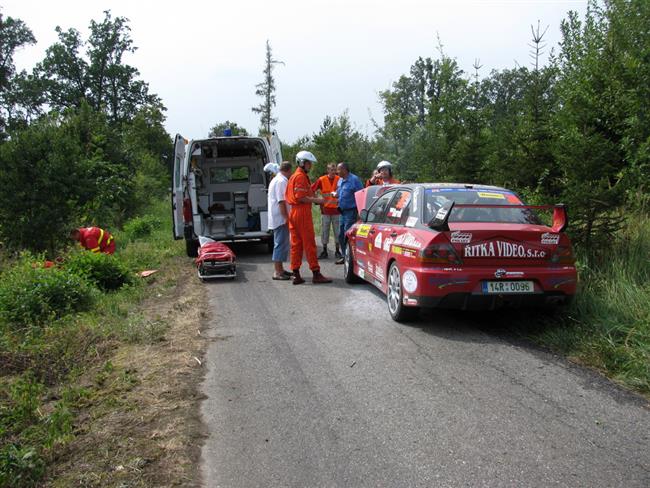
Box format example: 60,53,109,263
387,262,419,322
344,243,362,284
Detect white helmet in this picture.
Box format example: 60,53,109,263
296,150,317,167
377,160,392,170
263,162,279,175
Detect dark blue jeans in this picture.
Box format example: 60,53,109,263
338,208,358,256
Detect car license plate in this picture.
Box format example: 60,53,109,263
482,280,534,294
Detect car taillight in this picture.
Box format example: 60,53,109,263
550,245,575,264
182,198,192,223
419,243,463,265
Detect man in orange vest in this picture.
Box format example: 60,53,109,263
311,162,341,260
285,151,332,285
70,227,116,255
365,160,400,187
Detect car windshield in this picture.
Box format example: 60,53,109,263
424,188,542,224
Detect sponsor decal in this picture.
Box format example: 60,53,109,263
374,280,383,288
477,192,506,199
435,207,449,220
428,276,471,289
505,271,524,277
405,216,418,227
357,260,365,269
356,224,371,238
374,233,383,249
547,277,576,289
387,208,403,218
494,268,506,278
402,270,418,293
367,262,374,275
541,233,560,245
391,245,403,255
375,266,385,282
393,232,423,249
382,237,394,252
464,240,546,259
403,249,416,258
450,231,472,244
358,269,365,279
404,297,418,305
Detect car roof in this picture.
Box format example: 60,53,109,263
389,182,511,192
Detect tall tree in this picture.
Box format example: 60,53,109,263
36,10,160,125
0,11,36,134
251,40,283,135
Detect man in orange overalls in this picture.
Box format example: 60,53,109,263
285,151,332,285
70,226,116,254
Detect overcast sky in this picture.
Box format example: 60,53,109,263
4,0,587,143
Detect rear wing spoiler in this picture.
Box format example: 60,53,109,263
429,203,569,233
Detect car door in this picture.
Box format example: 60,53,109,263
172,134,187,240
374,189,413,287
359,190,395,283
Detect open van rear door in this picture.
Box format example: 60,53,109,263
172,134,187,240
269,130,282,164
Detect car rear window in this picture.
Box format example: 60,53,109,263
424,188,541,224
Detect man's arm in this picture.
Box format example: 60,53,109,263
279,200,289,219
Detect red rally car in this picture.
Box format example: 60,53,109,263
343,183,577,322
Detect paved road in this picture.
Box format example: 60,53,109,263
200,243,649,487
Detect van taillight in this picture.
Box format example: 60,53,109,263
182,198,192,223
419,243,462,265
550,245,575,264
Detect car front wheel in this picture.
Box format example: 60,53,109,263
344,243,362,284
387,262,419,322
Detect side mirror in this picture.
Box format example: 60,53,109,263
360,209,369,222
428,200,455,231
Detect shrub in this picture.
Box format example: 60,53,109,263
122,214,162,241
0,444,45,487
0,259,94,330
65,250,132,291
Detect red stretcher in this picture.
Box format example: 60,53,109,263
195,238,236,280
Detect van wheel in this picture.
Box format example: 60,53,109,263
343,244,362,284
387,263,419,322
185,239,199,257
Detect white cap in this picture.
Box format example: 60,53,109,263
263,162,280,174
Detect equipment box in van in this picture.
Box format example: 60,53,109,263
172,132,282,256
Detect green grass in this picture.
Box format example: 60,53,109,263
526,213,650,394
0,199,184,486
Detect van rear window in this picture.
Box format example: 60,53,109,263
210,167,249,183
424,188,541,224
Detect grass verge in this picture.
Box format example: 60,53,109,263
521,213,650,396
1,199,208,487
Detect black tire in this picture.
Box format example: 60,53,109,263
386,262,419,322
185,238,199,257
343,243,362,284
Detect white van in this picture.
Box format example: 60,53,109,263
172,132,283,256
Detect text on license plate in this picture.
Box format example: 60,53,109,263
482,280,534,294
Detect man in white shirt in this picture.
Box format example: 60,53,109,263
267,161,293,280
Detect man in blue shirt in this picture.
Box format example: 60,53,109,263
335,162,364,264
